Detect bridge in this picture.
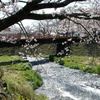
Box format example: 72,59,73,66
0,34,82,56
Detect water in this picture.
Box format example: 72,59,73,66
27,57,100,100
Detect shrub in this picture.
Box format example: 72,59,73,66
59,60,65,65
49,55,55,61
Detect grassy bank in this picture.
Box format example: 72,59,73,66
48,42,100,74
0,55,48,100
0,44,56,56
49,55,100,74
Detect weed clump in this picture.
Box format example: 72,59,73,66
17,62,32,71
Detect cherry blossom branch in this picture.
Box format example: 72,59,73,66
26,13,100,21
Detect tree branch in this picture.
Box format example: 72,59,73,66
26,13,100,21
1,0,98,32
25,0,85,11
0,8,26,31
30,0,43,4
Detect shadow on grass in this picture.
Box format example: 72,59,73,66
30,59,50,66
0,60,28,66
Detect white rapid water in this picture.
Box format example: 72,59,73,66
26,57,100,100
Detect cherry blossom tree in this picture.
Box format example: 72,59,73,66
0,0,99,56
0,0,99,32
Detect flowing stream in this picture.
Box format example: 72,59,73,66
27,57,100,100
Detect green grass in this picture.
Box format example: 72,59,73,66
70,43,100,57
49,43,100,74
49,55,100,74
0,55,48,100
21,70,43,90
